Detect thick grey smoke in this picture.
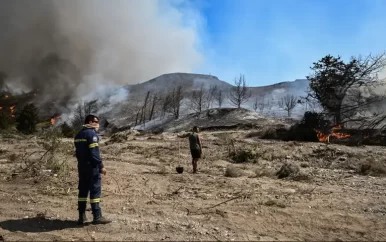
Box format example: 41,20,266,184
0,0,203,109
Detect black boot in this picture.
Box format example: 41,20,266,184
91,203,112,225
77,201,87,225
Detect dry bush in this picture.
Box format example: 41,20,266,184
108,130,140,144
259,147,288,161
254,166,277,178
276,163,300,179
225,165,244,177
260,128,279,139
359,158,386,176
227,139,259,163
230,148,259,163
20,128,70,177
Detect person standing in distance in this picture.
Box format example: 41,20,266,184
178,126,203,174
74,114,112,225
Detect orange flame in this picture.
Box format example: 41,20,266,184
9,105,15,117
50,116,60,125
0,106,2,110
315,124,351,142
4,95,8,99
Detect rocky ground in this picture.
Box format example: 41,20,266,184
1,129,386,241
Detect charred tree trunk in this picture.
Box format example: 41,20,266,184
141,91,151,126
149,93,158,121
135,108,141,126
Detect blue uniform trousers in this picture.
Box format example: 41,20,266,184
78,167,102,217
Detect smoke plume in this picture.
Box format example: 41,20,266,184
0,0,203,109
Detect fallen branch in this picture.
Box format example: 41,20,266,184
201,195,243,210
171,186,184,195
108,175,122,195
28,193,38,203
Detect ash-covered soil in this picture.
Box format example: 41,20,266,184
1,130,386,241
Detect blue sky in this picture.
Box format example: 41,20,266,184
177,0,386,86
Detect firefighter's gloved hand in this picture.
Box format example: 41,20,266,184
100,167,107,175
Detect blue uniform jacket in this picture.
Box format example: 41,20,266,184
74,127,104,173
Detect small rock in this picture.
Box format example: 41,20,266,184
286,156,291,159
339,157,347,161
283,188,296,194
24,216,29,219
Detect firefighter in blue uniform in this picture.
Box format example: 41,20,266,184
74,114,112,225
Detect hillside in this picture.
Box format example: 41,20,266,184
0,72,310,127
126,73,308,98
122,73,309,121
129,108,296,133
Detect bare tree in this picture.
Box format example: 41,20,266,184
161,92,172,118
140,91,151,125
229,74,251,108
215,89,224,108
171,85,184,119
206,85,218,110
266,99,273,115
278,95,298,117
189,83,206,113
253,95,266,113
134,106,142,126
258,95,266,114
71,99,98,128
253,97,258,112
148,92,160,121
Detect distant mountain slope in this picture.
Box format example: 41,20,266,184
126,72,309,99
250,79,309,97
127,73,232,95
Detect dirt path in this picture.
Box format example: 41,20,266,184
1,131,386,241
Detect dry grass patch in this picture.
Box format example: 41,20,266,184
224,165,244,177
360,158,386,176
254,166,277,178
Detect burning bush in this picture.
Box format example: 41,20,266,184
16,103,39,134
284,111,330,142
261,111,330,142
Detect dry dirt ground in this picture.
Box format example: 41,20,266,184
1,130,386,241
